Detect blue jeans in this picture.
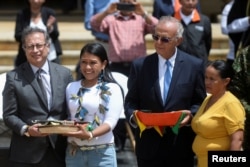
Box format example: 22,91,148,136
65,143,117,167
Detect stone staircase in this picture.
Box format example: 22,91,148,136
0,0,229,78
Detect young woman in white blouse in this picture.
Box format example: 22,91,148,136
65,43,123,167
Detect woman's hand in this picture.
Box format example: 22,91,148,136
46,15,56,32
63,123,92,140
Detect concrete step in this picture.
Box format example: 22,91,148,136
0,35,229,53
0,21,229,50
0,20,229,72
0,66,14,74
0,0,154,22
0,37,229,52
0,48,228,67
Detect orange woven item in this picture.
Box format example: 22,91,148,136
136,111,183,126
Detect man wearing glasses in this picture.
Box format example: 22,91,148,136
174,0,211,63
2,27,73,167
125,16,206,167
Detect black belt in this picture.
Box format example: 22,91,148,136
96,38,108,43
111,62,131,67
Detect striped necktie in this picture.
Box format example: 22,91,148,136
37,69,48,107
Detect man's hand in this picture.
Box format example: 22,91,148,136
133,2,145,16
105,3,118,15
28,124,48,137
180,110,193,127
132,110,153,129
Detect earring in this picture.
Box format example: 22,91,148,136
98,69,104,83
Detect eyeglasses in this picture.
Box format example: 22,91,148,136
152,34,175,43
24,43,47,51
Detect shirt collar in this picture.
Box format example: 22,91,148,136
158,48,177,68
115,12,136,20
30,60,49,74
174,9,200,23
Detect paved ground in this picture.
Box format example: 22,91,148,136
116,139,137,167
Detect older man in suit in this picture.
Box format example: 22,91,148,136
125,16,206,167
2,27,73,167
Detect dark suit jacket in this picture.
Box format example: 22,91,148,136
153,0,175,18
2,61,73,164
125,50,206,167
14,7,62,66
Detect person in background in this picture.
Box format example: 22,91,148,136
84,0,118,51
14,0,62,67
221,0,250,69
229,0,250,51
124,16,206,167
62,0,77,14
90,0,158,151
227,0,248,55
192,60,245,167
229,46,250,151
2,27,73,167
174,0,211,64
91,0,158,76
152,0,201,19
75,0,118,80
64,43,123,167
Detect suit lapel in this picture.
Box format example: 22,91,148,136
149,54,165,106
21,63,48,108
48,62,59,110
166,50,184,102
154,78,164,106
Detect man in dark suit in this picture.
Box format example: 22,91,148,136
125,16,206,167
2,27,73,167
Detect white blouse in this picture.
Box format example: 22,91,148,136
66,80,123,146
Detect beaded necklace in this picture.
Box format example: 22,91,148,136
70,80,111,130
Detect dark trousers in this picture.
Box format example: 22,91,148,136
8,146,65,167
136,126,195,167
113,119,127,151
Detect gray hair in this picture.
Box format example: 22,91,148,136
158,16,184,38
21,27,50,46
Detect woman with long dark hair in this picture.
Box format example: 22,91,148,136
65,43,123,167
